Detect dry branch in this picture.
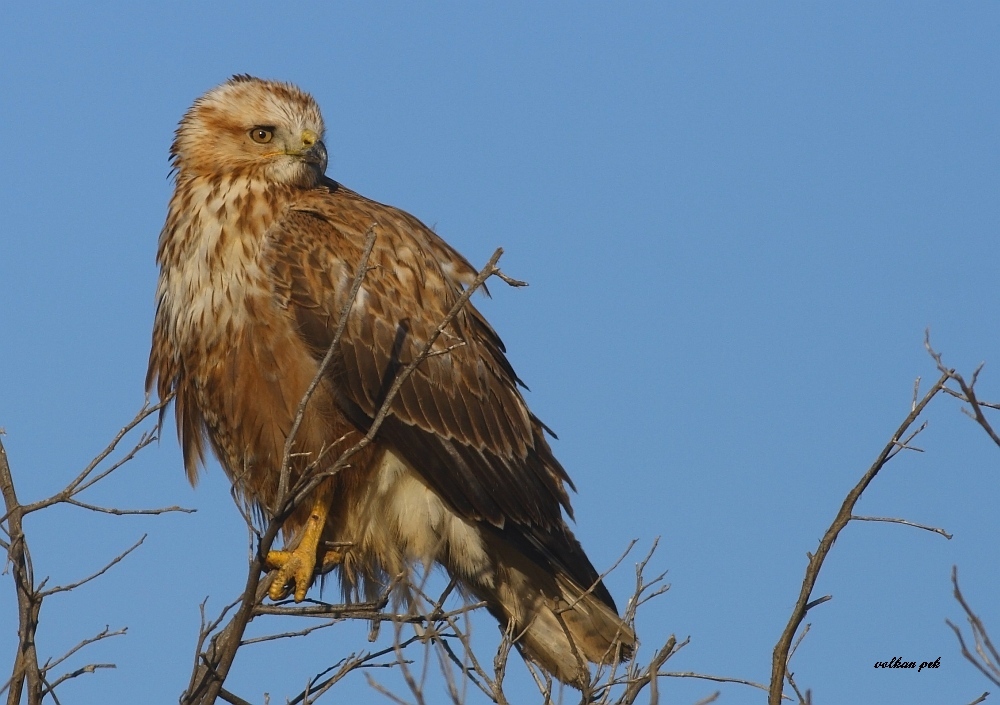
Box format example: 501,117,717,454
948,567,1000,688
926,334,1000,448
40,536,146,597
0,435,41,705
768,338,1000,702
1,399,180,705
850,515,952,540
767,371,950,704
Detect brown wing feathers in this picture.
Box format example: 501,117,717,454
267,184,616,610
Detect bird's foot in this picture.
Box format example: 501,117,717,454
318,544,347,574
265,493,336,601
266,546,318,602
265,543,348,602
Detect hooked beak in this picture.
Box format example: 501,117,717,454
292,129,328,172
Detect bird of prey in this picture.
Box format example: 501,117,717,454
147,75,634,685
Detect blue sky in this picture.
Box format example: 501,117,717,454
2,3,999,703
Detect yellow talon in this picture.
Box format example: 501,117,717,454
265,492,331,602
266,546,347,601
266,547,317,602
319,547,346,572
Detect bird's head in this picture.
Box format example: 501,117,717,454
171,75,328,187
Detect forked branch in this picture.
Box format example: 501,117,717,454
1,400,183,705
771,338,1000,703
947,567,1000,688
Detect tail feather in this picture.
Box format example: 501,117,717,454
474,534,636,686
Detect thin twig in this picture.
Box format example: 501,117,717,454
787,623,811,664
851,515,952,540
288,637,423,705
926,334,1000,448
217,687,253,705
62,498,194,516
40,535,146,597
6,399,170,524
253,601,485,623
948,567,1000,687
40,664,116,698
784,667,809,705
803,595,832,612
621,636,677,705
662,671,773,696
1,398,177,705
239,620,340,646
41,626,126,675
558,539,637,614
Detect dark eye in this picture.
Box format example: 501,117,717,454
249,127,274,144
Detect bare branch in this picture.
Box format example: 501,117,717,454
768,371,950,705
491,270,528,288
61,429,159,498
41,626,126,676
40,664,115,697
557,539,637,615
40,535,146,597
0,434,42,705
251,592,390,618
239,620,340,647
926,334,1000,449
851,515,952,540
62,498,194,516
388,620,429,705
289,637,424,705
181,577,275,704
948,567,1000,687
884,421,929,461
253,601,485,624
216,687,253,705
784,667,810,705
660,670,773,696
364,673,416,705
6,398,172,524
1,397,182,705
620,636,677,705
803,595,832,612
786,625,810,667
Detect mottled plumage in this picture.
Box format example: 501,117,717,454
147,75,634,685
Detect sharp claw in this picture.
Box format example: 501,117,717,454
270,579,292,601
266,548,316,602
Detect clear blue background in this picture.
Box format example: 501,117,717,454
2,3,999,703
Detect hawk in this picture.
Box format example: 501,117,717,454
147,75,635,685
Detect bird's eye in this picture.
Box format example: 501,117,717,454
249,127,274,144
